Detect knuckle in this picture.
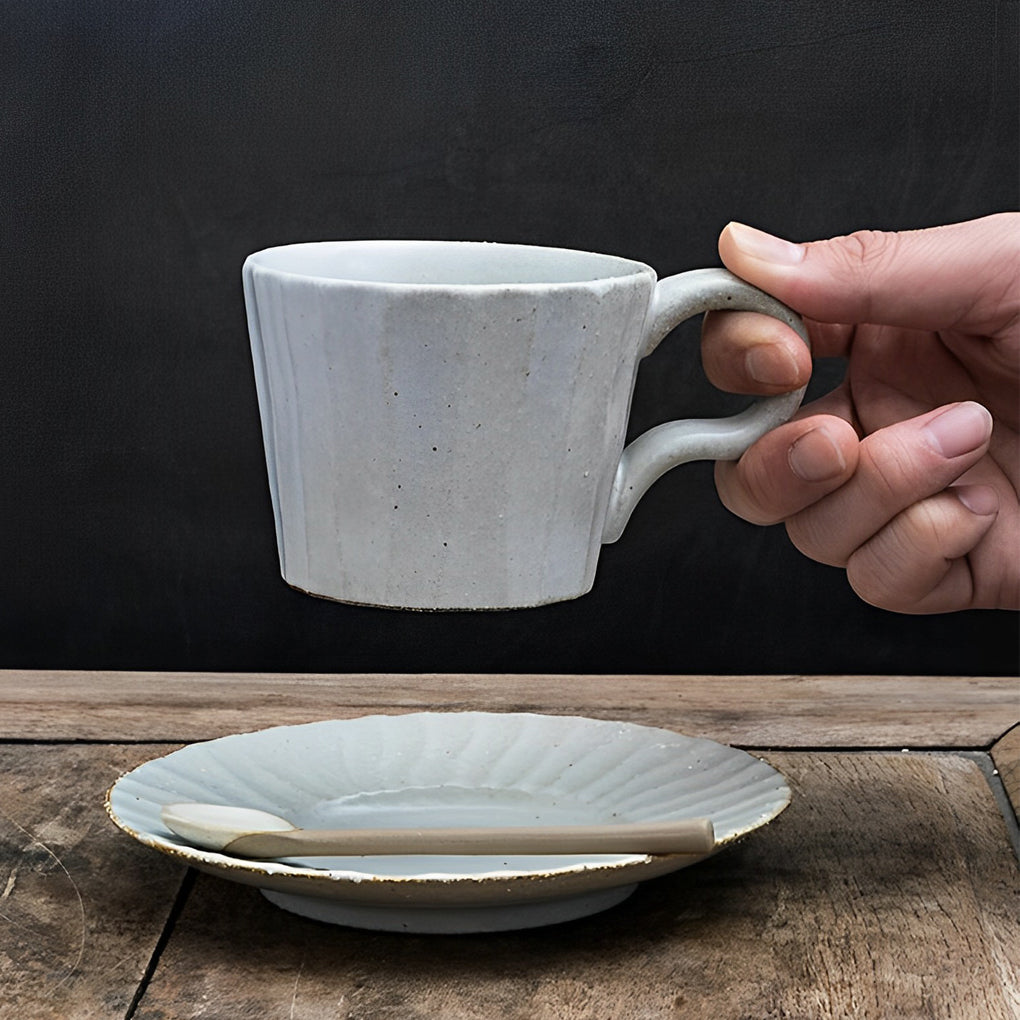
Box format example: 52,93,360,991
714,461,782,526
845,495,975,612
829,229,900,271
819,230,902,321
857,433,926,508
899,499,945,551
785,514,849,567
845,529,927,611
846,555,910,611
864,447,912,504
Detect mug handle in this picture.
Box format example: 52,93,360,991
602,267,810,543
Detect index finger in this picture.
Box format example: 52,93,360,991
700,309,850,395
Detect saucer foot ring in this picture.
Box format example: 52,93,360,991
261,884,637,933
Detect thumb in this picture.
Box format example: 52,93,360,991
718,214,1019,336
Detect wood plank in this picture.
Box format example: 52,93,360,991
130,752,1019,1020
0,744,187,1019
1,671,1017,747
992,723,1020,820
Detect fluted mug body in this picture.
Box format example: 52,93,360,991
243,241,807,609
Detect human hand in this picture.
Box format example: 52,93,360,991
701,213,1019,613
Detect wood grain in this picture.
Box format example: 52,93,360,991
992,723,1020,820
0,744,186,1020
129,752,1019,1020
2,670,1017,747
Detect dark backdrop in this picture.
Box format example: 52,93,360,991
3,1,1017,675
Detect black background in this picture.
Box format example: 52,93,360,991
3,1,1017,675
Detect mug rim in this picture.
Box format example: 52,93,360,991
243,239,656,289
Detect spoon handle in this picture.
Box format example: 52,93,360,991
223,818,715,858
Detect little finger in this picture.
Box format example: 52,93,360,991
846,485,1000,613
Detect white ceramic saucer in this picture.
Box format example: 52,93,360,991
106,712,790,933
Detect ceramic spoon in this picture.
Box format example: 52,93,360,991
160,802,716,858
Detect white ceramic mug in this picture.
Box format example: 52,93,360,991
243,240,809,609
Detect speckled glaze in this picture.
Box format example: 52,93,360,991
243,241,808,609
106,712,791,933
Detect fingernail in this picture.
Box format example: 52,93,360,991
922,402,993,459
788,425,847,482
954,484,999,517
727,222,804,266
745,344,802,387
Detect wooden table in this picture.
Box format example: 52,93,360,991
1,671,1017,1019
